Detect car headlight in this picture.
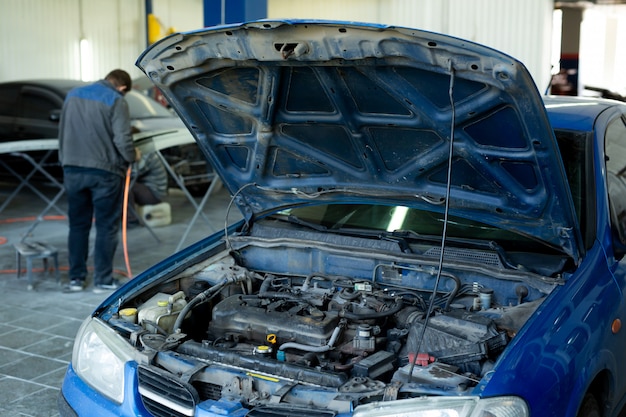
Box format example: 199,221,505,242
72,317,135,404
353,396,528,417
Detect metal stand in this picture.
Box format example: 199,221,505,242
14,240,60,290
0,140,67,242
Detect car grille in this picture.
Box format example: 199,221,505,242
138,364,199,417
137,367,337,417
193,380,223,401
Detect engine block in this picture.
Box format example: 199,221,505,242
208,294,341,346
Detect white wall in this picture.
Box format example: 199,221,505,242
268,0,555,93
580,5,626,96
1,0,623,96
0,0,203,82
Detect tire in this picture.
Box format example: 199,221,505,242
578,393,601,417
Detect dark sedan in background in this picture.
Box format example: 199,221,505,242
0,79,212,193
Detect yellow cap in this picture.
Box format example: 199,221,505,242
119,308,137,316
157,300,168,307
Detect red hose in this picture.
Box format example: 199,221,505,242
122,165,133,278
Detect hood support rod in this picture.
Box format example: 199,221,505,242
407,60,457,383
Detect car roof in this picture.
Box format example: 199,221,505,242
0,79,89,96
543,95,621,132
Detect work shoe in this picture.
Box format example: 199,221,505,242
66,280,84,292
93,280,123,294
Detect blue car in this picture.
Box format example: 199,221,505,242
58,20,626,417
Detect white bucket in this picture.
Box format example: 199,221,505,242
137,202,171,227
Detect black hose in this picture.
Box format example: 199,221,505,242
339,297,404,320
172,280,226,333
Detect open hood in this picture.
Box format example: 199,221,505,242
136,20,581,261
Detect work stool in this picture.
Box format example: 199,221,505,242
14,241,60,290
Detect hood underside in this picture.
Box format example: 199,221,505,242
136,20,581,260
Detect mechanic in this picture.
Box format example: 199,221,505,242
58,69,140,293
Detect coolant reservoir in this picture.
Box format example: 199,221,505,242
137,291,187,333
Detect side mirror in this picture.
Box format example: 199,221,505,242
49,109,61,122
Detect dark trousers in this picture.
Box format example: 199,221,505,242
64,167,124,286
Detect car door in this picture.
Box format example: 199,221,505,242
14,85,64,140
601,109,626,416
605,111,626,251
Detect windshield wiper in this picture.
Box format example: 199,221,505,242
280,215,413,252
284,214,328,232
389,230,522,269
279,216,519,267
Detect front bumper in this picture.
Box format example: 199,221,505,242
57,390,78,417
59,362,149,417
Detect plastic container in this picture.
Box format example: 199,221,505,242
479,288,494,310
137,202,171,227
137,291,187,333
119,307,138,323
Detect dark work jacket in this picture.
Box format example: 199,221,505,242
58,80,135,177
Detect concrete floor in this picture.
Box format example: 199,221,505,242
0,179,239,416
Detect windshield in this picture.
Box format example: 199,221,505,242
278,204,552,253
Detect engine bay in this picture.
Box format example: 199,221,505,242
106,228,559,413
